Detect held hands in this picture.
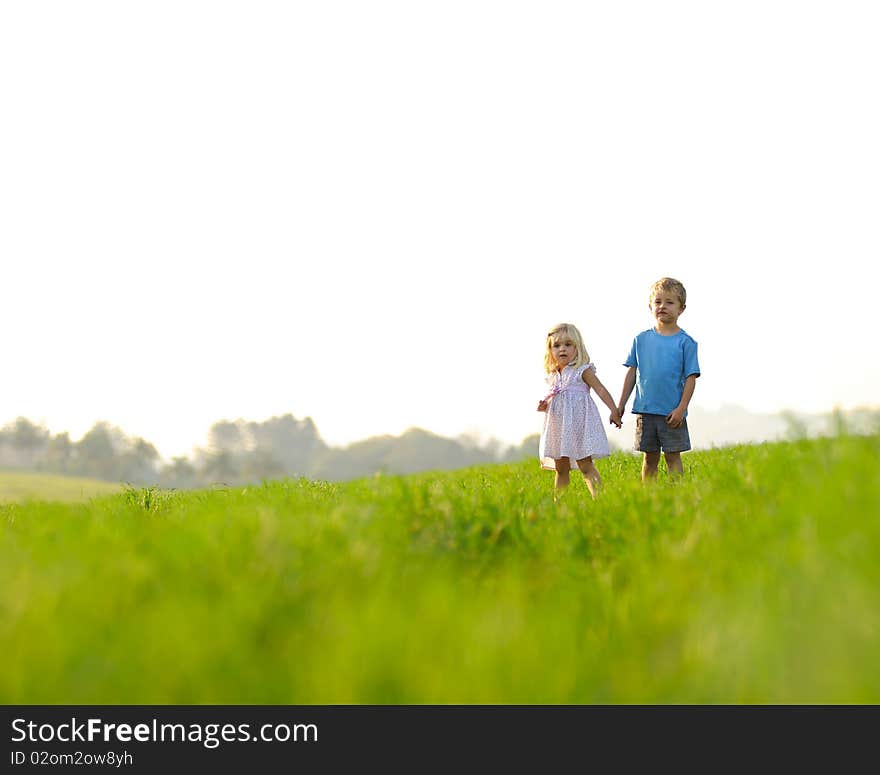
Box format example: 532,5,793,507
537,399,549,412
666,407,685,428
608,408,622,428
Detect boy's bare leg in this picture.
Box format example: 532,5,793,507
576,457,602,499
642,451,661,481
554,458,571,492
664,451,683,477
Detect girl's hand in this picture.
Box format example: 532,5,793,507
537,400,549,412
609,409,622,428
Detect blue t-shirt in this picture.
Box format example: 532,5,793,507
624,328,700,416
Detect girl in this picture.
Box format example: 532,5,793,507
537,323,622,496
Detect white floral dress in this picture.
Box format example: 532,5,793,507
539,363,610,470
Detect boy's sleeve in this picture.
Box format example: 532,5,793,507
684,337,700,378
623,337,637,368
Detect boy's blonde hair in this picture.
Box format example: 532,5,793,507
544,323,590,373
649,277,687,307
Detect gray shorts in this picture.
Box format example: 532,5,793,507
634,413,691,453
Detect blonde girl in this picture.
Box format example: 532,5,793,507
537,323,622,495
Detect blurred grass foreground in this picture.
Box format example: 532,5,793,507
2,434,879,703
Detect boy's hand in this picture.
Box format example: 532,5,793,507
666,407,685,428
537,400,549,412
609,409,622,428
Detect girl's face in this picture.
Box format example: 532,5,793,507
550,337,577,369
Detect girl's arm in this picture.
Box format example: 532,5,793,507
583,368,622,428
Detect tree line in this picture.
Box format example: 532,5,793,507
0,415,541,488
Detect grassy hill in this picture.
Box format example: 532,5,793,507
0,470,122,502
1,434,878,703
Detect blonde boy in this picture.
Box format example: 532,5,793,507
617,278,700,480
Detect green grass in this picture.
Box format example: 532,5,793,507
2,435,879,703
0,470,122,502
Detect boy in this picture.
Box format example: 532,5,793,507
616,277,700,480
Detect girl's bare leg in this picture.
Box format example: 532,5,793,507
576,457,602,499
554,457,571,492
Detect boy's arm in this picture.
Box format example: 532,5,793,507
617,366,637,417
666,374,697,428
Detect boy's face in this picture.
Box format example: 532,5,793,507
649,291,685,325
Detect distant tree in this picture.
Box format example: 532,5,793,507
781,411,809,441
159,456,200,489
456,432,504,462
242,449,286,483
118,437,160,485
208,420,250,456
309,427,499,481
71,422,159,483
72,422,119,479
194,420,251,485
43,432,74,473
384,428,491,473
198,449,240,485
246,414,326,477
0,417,50,469
12,417,49,450
310,435,397,482
500,434,540,462
193,413,329,485
0,425,17,468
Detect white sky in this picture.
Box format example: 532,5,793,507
2,1,878,460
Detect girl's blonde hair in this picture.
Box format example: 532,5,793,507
544,323,590,373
